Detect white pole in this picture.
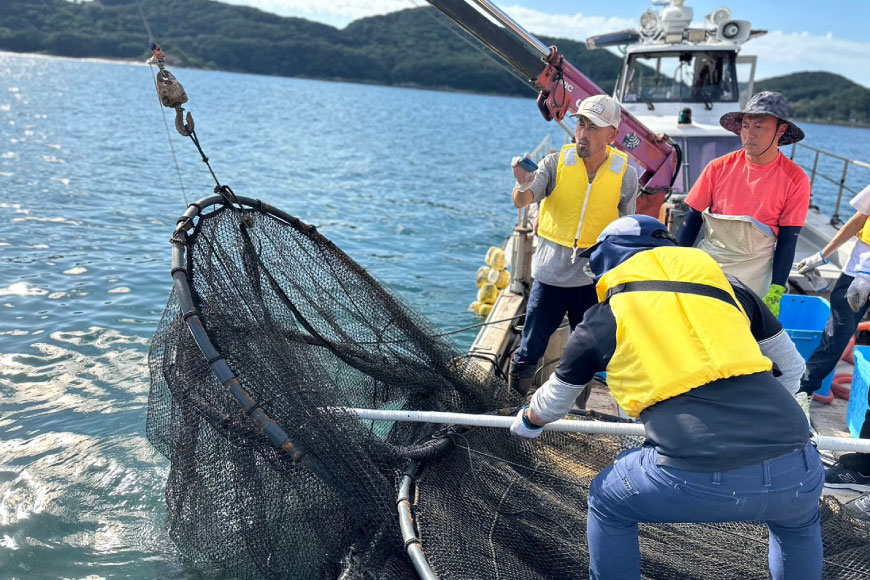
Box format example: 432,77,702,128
342,408,870,453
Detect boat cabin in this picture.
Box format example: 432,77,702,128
588,0,763,193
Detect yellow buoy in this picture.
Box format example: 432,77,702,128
468,301,482,313
476,266,492,288
479,303,493,317
487,268,510,290
485,246,508,271
477,283,498,305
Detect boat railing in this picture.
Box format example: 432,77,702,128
528,134,554,165
788,142,870,226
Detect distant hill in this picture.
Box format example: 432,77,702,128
0,0,623,95
1,0,867,125
755,72,870,126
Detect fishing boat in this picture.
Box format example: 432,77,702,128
466,0,870,449
145,1,870,578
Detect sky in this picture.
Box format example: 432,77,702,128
219,0,870,87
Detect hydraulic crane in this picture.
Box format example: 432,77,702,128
426,0,681,216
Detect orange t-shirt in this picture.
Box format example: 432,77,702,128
686,150,811,236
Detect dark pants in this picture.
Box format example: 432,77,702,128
801,274,869,394
799,272,870,473
588,444,824,580
800,273,870,445
512,280,599,372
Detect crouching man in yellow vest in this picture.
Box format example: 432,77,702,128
509,94,638,396
511,215,822,580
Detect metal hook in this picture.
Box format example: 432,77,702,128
175,107,195,137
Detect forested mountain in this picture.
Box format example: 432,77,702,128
755,72,870,126
1,0,867,124
0,0,623,95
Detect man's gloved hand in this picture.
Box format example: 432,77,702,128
846,272,870,312
796,251,828,274
512,153,536,192
509,405,545,439
763,284,786,317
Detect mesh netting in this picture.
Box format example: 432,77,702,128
148,202,870,579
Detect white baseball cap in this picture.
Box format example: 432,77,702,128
569,94,622,129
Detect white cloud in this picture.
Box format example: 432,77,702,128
220,0,414,26
745,31,870,86
219,1,637,33
498,5,636,41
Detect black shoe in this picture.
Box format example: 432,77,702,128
824,462,870,492
508,360,535,396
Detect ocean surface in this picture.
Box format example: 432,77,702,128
1,51,869,579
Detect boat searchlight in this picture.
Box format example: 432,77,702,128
706,7,732,27
587,0,762,50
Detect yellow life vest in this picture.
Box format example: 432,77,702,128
538,144,628,249
857,216,870,245
596,246,773,417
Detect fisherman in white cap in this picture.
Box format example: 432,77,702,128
508,94,638,397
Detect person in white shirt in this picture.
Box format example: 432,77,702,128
796,183,870,491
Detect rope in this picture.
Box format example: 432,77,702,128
137,0,190,206
136,0,227,202
147,61,190,206
433,313,525,337
345,313,525,348
188,130,224,190
134,0,155,43
462,351,509,381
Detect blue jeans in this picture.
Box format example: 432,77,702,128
588,443,824,580
512,280,598,370
801,273,870,394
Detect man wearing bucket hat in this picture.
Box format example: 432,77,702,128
510,215,820,580
677,91,811,317
507,94,639,396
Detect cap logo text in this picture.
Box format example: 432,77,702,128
586,102,606,115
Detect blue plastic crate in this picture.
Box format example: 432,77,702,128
849,347,870,438
778,295,834,396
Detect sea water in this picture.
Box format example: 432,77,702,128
1,51,869,578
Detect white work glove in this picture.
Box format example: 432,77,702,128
796,251,828,274
846,271,870,312
509,405,545,439
511,153,536,192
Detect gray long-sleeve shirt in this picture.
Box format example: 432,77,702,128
526,149,639,287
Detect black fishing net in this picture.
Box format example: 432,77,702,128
148,199,870,579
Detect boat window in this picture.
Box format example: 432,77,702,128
620,51,738,104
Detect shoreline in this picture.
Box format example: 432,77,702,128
1,49,868,129
797,118,870,130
